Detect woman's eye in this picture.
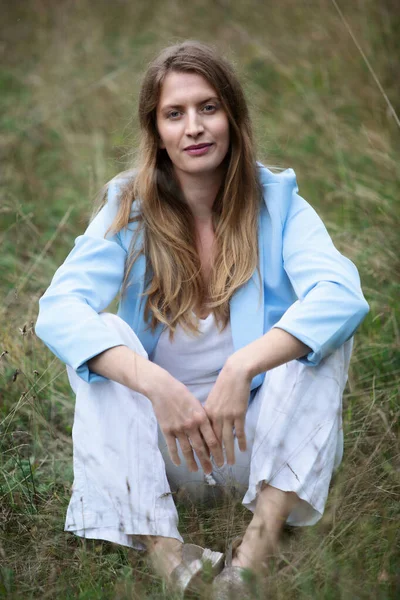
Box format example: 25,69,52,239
203,104,216,113
167,111,181,119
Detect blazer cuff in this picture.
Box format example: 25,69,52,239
75,362,112,384
66,323,128,384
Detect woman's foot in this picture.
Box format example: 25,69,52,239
231,512,281,572
212,537,258,600
145,536,225,596
145,535,183,581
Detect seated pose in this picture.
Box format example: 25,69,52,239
35,41,369,598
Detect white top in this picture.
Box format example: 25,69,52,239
152,312,234,404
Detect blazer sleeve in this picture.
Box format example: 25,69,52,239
35,180,129,383
272,169,369,366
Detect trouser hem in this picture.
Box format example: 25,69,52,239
65,515,184,548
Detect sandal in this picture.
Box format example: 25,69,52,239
169,543,225,598
212,537,258,600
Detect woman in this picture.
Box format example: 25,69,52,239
35,41,369,597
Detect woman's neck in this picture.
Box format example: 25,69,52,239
174,167,224,222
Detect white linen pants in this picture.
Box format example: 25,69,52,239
65,312,353,549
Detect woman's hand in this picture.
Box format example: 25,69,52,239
203,355,252,465
145,367,224,474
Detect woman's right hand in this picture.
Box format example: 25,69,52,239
145,367,224,474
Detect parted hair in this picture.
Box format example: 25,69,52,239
96,40,262,337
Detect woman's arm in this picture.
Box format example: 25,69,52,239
225,326,311,382
88,344,164,396
204,168,369,462
35,179,130,384
87,326,309,398
269,170,369,366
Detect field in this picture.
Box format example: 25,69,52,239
1,0,399,598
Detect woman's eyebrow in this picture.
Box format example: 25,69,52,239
160,96,219,111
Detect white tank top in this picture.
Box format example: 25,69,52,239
152,312,234,404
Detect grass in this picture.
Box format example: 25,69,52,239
1,0,399,598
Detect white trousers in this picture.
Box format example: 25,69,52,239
65,312,353,549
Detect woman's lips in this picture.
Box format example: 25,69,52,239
184,143,214,156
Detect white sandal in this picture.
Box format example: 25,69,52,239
212,537,258,600
169,543,225,597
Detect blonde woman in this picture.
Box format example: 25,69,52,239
35,41,369,598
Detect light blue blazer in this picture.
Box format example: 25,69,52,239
35,164,370,391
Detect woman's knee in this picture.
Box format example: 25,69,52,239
98,312,148,359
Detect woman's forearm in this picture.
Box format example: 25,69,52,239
87,345,168,399
227,327,311,380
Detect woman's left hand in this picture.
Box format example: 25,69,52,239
203,354,252,465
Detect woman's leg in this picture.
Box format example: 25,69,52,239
65,312,183,568
231,338,354,570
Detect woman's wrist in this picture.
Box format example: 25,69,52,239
88,345,170,400
134,357,171,402
224,351,253,383
226,328,312,381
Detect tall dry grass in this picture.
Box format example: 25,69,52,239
1,0,399,598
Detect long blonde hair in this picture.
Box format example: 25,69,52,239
99,40,262,337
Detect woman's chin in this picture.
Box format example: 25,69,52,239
177,156,226,177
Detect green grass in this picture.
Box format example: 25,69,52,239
1,1,399,598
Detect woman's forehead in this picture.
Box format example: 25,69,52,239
158,71,219,109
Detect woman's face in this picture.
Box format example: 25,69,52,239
156,71,230,180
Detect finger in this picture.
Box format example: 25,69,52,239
188,431,213,474
165,433,181,466
204,408,223,444
176,434,198,472
200,421,224,467
222,421,235,465
212,418,224,446
234,418,247,452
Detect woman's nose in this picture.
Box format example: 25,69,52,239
185,111,204,137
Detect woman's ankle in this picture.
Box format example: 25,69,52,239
231,517,278,572
232,485,297,571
